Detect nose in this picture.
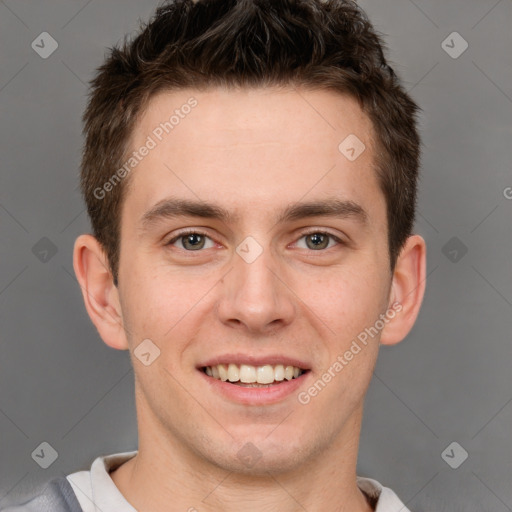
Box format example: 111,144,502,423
216,244,296,334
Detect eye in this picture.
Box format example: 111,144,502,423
167,231,216,251
295,231,342,251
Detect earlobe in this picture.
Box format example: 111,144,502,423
380,234,427,346
73,234,129,351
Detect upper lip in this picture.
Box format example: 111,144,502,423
198,353,310,370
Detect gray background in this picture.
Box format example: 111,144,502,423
0,0,511,510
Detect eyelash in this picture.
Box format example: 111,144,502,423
166,229,345,251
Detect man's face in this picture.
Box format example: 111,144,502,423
116,87,393,473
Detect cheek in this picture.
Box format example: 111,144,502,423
119,261,216,367
119,264,187,342
298,270,384,418
303,264,388,346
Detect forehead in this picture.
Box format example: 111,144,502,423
123,86,382,226
135,86,374,150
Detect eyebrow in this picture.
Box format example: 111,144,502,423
139,197,368,230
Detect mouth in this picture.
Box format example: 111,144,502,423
202,363,309,387
196,355,312,405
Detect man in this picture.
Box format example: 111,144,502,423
4,0,426,510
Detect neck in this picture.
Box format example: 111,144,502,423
111,394,373,512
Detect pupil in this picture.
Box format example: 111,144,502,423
184,233,204,250
307,233,328,250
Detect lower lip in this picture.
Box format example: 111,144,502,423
198,369,311,405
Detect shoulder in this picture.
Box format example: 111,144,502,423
0,476,83,512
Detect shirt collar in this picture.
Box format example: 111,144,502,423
80,451,410,512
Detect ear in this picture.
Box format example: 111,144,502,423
73,234,129,350
380,234,427,346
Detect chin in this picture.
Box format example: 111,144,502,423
199,431,317,476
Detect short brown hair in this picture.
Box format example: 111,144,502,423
81,0,421,284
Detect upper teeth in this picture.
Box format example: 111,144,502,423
205,364,304,384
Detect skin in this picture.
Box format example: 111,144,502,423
74,86,426,512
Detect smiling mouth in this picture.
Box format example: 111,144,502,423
202,363,309,387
